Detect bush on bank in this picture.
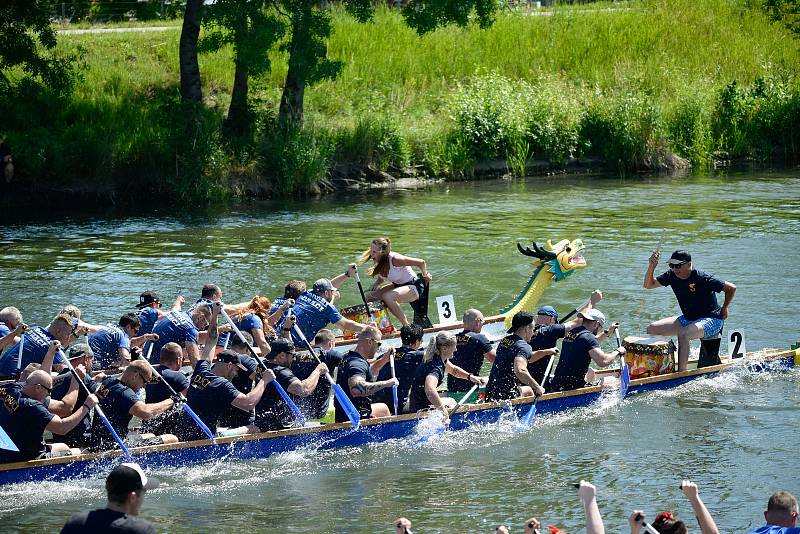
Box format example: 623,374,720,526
2,0,799,202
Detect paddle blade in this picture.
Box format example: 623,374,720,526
272,380,306,428
520,402,537,428
620,361,630,399
0,424,19,452
181,403,217,444
392,384,399,416
332,383,360,429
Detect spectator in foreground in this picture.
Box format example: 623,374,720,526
629,480,719,534
60,463,158,533
745,491,800,534
394,516,413,533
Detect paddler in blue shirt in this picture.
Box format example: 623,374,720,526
89,313,159,369
277,268,367,342
746,491,800,534
148,305,211,366
644,249,736,371
0,313,83,377
0,306,22,341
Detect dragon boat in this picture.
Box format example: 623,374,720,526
0,345,797,486
336,238,588,351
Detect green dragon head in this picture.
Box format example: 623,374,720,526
517,238,586,281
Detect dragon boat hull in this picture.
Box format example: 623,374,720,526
1,347,796,487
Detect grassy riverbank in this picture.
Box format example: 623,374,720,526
3,0,799,201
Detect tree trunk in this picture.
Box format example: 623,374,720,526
223,59,250,137
179,0,203,104
278,4,312,128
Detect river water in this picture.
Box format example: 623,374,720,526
0,170,798,532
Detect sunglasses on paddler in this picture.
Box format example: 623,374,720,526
669,262,687,269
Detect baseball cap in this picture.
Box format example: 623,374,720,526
312,278,334,293
217,349,248,371
266,338,295,359
667,250,691,266
537,305,558,320
106,463,160,493
577,309,606,328
137,291,161,308
66,343,93,360
507,312,535,334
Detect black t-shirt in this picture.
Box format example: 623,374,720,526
179,360,240,441
145,365,190,404
409,357,446,411
219,355,258,428
374,346,423,410
550,326,600,391
486,335,532,401
90,377,139,448
60,508,156,534
447,330,493,393
290,348,343,419
0,383,54,463
656,269,726,320
51,370,98,446
527,323,566,385
254,362,299,431
334,351,374,422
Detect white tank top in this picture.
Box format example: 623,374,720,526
387,253,416,285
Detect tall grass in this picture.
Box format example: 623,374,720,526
3,0,799,201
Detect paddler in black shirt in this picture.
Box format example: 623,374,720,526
486,312,550,402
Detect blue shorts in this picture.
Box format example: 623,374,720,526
677,315,723,338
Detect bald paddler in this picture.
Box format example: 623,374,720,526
0,367,98,463
485,312,549,402
548,309,622,391
447,309,496,394
89,360,178,450
0,306,22,341
644,249,736,371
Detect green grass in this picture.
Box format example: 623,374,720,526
3,0,799,200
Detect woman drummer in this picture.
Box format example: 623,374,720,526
407,332,485,416
360,237,431,327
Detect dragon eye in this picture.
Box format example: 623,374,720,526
566,247,571,252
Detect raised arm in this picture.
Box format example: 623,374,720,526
644,250,663,289
330,263,358,290
681,480,719,534
579,480,605,534
0,323,26,352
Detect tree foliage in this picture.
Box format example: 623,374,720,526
0,0,80,94
762,0,800,36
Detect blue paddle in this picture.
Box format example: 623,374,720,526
290,321,361,429
0,423,19,452
615,329,630,398
62,353,132,459
221,310,307,428
138,345,217,444
519,353,555,428
389,350,399,416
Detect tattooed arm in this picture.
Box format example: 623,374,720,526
348,374,397,398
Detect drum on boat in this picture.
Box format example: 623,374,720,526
340,302,396,339
622,335,676,379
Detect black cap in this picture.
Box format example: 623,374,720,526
106,463,160,493
668,250,692,265
507,312,535,334
137,291,160,309
312,278,334,293
266,338,295,359
217,349,247,370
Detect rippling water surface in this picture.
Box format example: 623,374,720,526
1,170,799,532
